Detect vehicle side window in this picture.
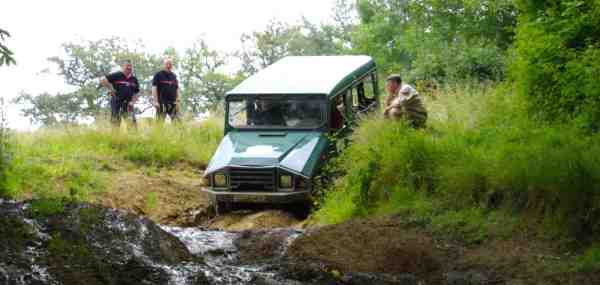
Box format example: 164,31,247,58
345,89,354,116
351,74,378,116
363,73,377,100
330,94,347,131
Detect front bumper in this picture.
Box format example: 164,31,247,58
201,187,310,204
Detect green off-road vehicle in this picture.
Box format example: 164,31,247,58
202,56,379,213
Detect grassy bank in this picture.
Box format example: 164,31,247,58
1,119,223,203
315,84,600,269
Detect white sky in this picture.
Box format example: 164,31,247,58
0,0,337,130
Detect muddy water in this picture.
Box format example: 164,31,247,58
161,226,304,284
0,199,309,285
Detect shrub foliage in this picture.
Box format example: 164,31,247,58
317,85,600,244
511,1,600,128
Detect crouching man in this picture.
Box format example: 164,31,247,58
384,74,427,128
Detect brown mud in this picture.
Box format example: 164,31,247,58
285,216,600,284
94,163,305,230
88,164,599,284
96,163,209,226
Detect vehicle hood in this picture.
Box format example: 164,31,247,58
205,131,329,177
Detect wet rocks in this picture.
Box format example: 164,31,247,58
444,270,489,285
0,200,205,285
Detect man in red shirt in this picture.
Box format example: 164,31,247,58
100,60,140,125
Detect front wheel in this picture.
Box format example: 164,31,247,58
287,200,311,219
214,201,236,216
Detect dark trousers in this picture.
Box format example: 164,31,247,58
110,96,133,125
157,102,179,122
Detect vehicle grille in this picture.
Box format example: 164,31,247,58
229,168,276,192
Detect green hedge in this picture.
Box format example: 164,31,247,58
511,1,600,129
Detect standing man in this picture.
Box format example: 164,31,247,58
384,74,427,128
100,60,140,125
152,58,180,122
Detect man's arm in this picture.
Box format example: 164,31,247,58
384,92,396,108
100,76,115,96
174,76,180,110
129,77,140,105
384,94,396,113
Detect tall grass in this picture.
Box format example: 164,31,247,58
0,98,10,195
316,84,600,245
3,118,223,201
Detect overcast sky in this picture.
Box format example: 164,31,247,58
0,0,336,130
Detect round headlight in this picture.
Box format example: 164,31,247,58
280,175,293,189
214,173,227,187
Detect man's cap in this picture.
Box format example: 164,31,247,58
386,74,402,82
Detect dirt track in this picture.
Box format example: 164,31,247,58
95,164,306,230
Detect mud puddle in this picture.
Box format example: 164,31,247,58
161,225,304,284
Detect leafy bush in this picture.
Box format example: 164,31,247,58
409,40,507,83
575,245,600,271
316,84,600,243
353,0,516,83
511,1,600,128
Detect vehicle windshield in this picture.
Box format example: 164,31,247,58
228,97,326,129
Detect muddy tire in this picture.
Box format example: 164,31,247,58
214,201,235,215
289,201,311,219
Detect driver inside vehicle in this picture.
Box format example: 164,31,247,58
251,98,287,126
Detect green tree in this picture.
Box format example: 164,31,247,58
238,18,352,76
353,0,516,82
239,20,307,75
14,92,85,126
15,37,239,125
0,28,15,66
510,0,600,128
330,0,359,46
47,37,161,113
179,39,241,114
15,37,161,125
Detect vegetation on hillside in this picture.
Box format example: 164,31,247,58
318,85,599,234
0,99,11,193
308,0,600,272
1,119,222,203
4,0,600,273
316,84,600,271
